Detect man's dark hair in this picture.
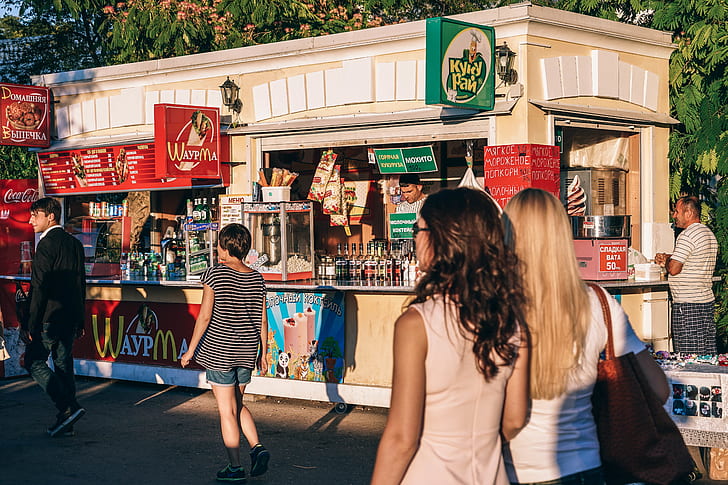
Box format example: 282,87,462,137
30,197,61,222
218,223,252,260
678,196,701,218
399,173,421,187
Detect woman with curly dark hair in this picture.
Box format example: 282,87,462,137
371,187,530,485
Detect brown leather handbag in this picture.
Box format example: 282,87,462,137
588,283,694,485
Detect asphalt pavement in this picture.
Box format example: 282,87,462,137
2,375,728,485
0,375,386,485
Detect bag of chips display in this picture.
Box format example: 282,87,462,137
308,151,337,202
323,166,343,215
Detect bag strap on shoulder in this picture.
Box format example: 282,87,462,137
587,282,616,360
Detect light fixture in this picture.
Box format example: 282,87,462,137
219,76,242,114
494,42,518,85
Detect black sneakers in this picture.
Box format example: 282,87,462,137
48,406,86,437
249,444,270,477
216,464,246,483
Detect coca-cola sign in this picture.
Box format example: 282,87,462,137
0,83,51,148
4,188,39,204
0,178,38,275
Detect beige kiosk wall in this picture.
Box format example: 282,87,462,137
85,284,406,386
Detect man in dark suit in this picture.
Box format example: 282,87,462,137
22,197,87,437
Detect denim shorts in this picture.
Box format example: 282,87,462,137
206,367,253,387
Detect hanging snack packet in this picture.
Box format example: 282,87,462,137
323,167,343,215
308,151,337,201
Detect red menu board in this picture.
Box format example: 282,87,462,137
483,144,560,207
37,142,193,195
154,103,221,179
0,83,51,148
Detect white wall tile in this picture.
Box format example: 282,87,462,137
644,71,659,112
592,50,619,99
160,90,175,104
576,56,593,97
68,103,83,136
95,98,110,130
306,71,325,110
618,61,632,102
395,60,417,101
145,91,160,125
175,89,191,105
417,59,425,100
288,75,307,113
269,78,289,117
325,68,345,107
343,58,373,104
190,89,206,106
207,90,222,108
560,56,578,98
376,62,395,102
82,100,96,133
55,105,70,139
541,57,562,100
252,83,271,122
629,66,646,107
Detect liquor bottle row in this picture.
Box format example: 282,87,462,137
186,197,218,224
121,250,186,280
317,240,418,285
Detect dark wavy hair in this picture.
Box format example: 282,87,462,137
412,188,527,379
218,223,252,260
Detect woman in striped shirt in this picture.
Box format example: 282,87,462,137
181,223,270,483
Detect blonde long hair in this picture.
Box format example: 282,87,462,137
505,188,590,400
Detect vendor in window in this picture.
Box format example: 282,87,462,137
396,173,427,216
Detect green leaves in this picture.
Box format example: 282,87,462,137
0,146,37,179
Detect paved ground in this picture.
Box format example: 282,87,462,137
0,376,387,485
2,375,728,485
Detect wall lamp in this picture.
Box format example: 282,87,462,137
494,42,518,85
219,76,242,114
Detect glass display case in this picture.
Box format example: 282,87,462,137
243,201,314,281
70,216,131,277
184,222,219,278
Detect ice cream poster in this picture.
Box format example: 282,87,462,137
263,291,345,383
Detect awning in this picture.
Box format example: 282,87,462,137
227,101,517,151
34,133,154,153
530,99,679,126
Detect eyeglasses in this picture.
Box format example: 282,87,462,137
412,223,429,237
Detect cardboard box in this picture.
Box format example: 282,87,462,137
262,186,291,202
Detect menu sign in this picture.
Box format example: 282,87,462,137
0,83,51,148
483,144,560,207
37,142,192,195
154,104,221,179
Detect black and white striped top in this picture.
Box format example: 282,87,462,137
193,264,266,371
669,223,717,303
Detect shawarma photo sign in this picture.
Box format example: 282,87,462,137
154,103,221,179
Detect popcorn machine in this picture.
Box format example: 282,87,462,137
243,201,314,281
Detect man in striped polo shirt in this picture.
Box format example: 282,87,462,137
655,196,718,354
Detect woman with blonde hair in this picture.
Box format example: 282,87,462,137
504,188,669,485
371,187,530,485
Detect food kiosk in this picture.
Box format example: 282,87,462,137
0,3,679,407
